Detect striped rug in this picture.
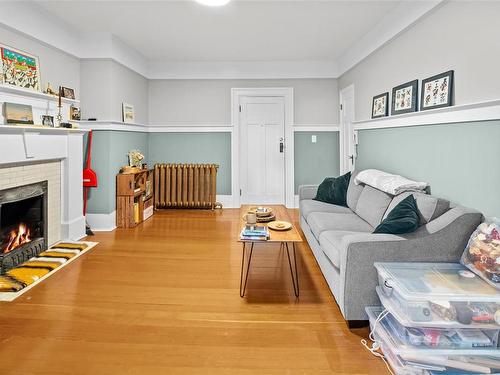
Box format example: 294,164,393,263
0,241,98,302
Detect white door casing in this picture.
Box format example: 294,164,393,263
340,85,356,173
239,96,285,204
231,88,294,208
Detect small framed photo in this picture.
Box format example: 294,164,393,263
70,105,81,121
391,80,418,115
420,70,454,111
372,92,389,118
122,102,135,123
41,115,54,127
60,86,75,99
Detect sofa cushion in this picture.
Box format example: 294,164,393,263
300,199,352,220
307,212,373,239
354,185,393,227
347,170,364,211
314,172,351,206
319,230,359,269
384,191,450,225
374,195,420,235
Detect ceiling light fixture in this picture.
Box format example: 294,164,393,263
195,0,231,6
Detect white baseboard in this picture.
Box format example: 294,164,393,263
86,211,117,232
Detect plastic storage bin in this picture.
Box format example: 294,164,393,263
375,262,500,329
367,306,500,374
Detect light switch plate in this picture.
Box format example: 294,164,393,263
311,135,317,143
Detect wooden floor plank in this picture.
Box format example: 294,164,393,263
0,208,387,374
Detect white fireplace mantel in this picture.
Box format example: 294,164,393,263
0,125,88,241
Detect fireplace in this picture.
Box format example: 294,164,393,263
0,181,48,274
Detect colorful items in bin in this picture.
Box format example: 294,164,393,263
461,219,500,289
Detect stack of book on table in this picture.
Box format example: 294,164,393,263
366,262,500,374
240,225,270,241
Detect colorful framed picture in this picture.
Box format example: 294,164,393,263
4,102,34,125
372,92,389,118
0,45,41,92
60,86,75,99
420,70,454,111
391,80,418,115
122,103,135,123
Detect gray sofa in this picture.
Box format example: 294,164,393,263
299,170,483,326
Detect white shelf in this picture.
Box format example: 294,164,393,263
353,99,500,130
0,124,87,135
0,84,79,105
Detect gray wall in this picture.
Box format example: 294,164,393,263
80,59,149,123
339,1,500,121
0,24,80,97
149,79,339,125
356,121,500,218
294,131,339,193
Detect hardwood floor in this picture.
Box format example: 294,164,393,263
0,209,387,375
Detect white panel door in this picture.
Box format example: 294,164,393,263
240,96,285,204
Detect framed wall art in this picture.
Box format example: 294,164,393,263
0,44,41,92
420,70,454,111
391,79,418,115
4,102,34,125
372,92,389,118
60,86,75,99
122,103,135,123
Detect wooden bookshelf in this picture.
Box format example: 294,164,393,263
116,169,154,228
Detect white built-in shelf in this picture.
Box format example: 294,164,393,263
0,124,87,135
0,84,80,105
353,99,500,130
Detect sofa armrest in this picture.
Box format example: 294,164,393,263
337,207,483,320
298,184,318,201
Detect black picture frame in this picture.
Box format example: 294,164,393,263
371,92,389,118
60,86,75,100
420,70,454,111
391,79,418,115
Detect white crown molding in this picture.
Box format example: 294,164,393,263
353,99,500,130
147,60,339,80
337,0,444,76
0,1,442,80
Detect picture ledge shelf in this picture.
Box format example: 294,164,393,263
0,124,87,135
353,99,500,130
0,84,80,105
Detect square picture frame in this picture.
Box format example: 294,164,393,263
122,102,135,123
420,70,454,111
60,86,75,100
0,44,41,92
391,79,418,115
372,92,389,118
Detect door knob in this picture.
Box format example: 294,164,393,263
279,138,284,153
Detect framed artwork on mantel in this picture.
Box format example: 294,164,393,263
391,79,418,115
420,70,454,111
0,44,41,92
371,92,389,118
122,102,135,123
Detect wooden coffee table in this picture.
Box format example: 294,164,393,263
238,205,303,298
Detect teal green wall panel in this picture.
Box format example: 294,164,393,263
294,131,340,193
148,132,232,195
357,120,500,218
86,131,149,214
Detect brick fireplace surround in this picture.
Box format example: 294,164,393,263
0,127,87,245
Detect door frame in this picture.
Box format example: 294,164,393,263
231,87,294,208
339,84,355,174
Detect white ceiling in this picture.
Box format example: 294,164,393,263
35,0,402,63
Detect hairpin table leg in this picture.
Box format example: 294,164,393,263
285,242,300,297
239,242,254,297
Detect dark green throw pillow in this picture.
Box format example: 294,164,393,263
313,172,351,207
374,195,420,234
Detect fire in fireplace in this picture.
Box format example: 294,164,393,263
0,181,47,274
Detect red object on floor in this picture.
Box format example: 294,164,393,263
83,130,98,215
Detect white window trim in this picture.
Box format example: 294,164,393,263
231,87,295,208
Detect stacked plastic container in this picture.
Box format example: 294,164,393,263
367,262,500,374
